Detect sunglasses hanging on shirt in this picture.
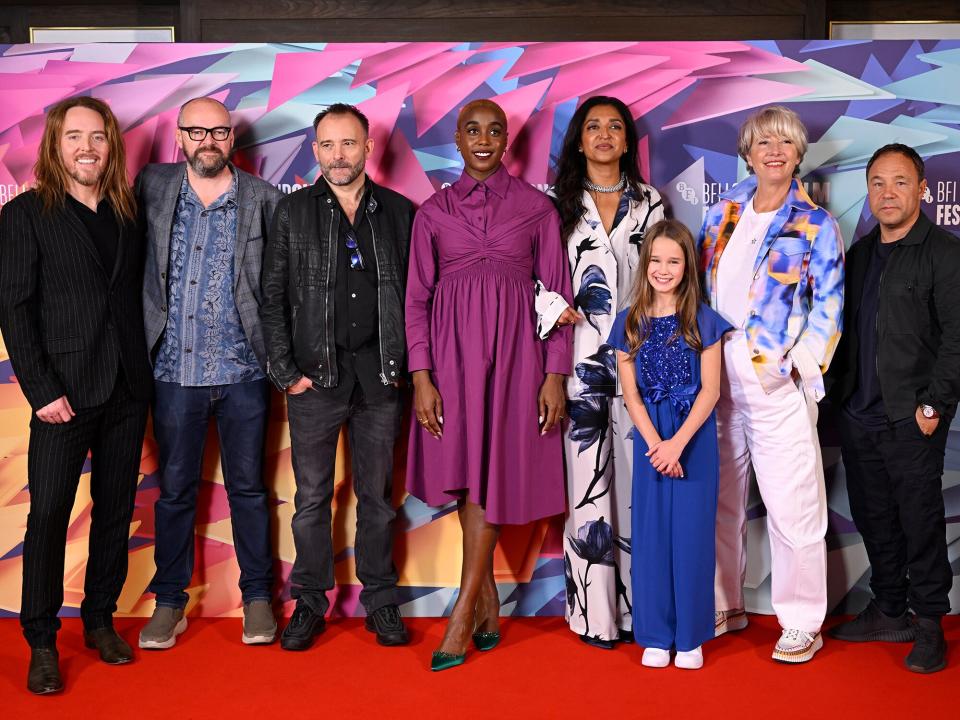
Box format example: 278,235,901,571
344,229,365,271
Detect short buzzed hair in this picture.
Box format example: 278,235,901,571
866,143,925,182
177,97,230,127
313,103,369,136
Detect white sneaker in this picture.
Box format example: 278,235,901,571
641,647,671,668
674,646,703,670
714,609,748,637
772,628,823,663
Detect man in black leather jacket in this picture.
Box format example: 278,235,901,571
827,143,960,674
261,104,414,650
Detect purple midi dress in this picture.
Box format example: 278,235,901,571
405,165,574,524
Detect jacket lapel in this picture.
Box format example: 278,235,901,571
109,217,128,287
235,170,255,291
155,165,186,283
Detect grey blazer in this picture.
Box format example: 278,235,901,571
135,162,282,371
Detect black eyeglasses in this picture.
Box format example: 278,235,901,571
344,229,364,271
178,126,231,141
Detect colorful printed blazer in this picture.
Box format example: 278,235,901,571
698,175,845,399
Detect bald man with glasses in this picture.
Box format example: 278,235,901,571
136,97,282,649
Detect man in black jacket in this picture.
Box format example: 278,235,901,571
261,104,414,650
827,143,960,673
0,97,152,693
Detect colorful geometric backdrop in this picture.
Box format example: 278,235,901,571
0,40,958,620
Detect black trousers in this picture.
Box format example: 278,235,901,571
20,376,148,648
838,412,952,618
286,381,401,616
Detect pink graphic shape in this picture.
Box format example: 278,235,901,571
505,103,554,186
491,79,551,138
583,69,691,108
123,115,158,183
0,146,19,187
412,60,506,137
638,135,650,184
377,50,476,97
93,75,192,130
353,43,459,88
663,76,814,129
0,73,81,90
256,134,307,185
543,53,668,107
691,46,808,79
504,41,637,80
358,83,410,182
375,130,436,207
42,60,139,84
623,44,736,73
628,78,698,119
478,42,540,53
267,50,362,112
625,41,749,56
125,43,233,72
0,87,77,134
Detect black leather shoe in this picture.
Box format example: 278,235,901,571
84,627,134,664
280,601,326,651
364,604,409,646
28,647,63,695
905,617,947,674
579,633,615,650
829,600,915,643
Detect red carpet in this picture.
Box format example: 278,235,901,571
1,615,956,718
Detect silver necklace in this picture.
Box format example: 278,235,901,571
583,172,626,194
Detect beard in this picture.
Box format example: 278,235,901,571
321,158,365,186
67,165,103,187
186,144,230,178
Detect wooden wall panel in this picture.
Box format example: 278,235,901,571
2,1,959,45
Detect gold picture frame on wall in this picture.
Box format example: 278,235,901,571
830,20,960,40
29,27,176,43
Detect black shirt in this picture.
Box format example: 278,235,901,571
327,184,393,404
67,194,118,274
844,238,898,427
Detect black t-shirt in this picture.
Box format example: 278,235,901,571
67,194,118,273
844,238,898,427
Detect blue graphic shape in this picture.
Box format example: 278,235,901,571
917,47,960,68
916,105,960,124
683,144,738,182
413,149,462,171
818,116,945,170
800,40,871,53
846,54,903,120
890,41,934,82
764,60,896,103
473,46,523,94
890,115,960,158
664,158,706,235
884,65,960,105
203,45,312,82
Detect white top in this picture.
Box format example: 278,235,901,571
715,199,777,329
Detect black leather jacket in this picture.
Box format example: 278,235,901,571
261,177,414,390
827,211,960,420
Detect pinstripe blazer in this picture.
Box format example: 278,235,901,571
136,163,281,370
0,190,153,411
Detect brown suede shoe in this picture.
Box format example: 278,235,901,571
84,627,134,664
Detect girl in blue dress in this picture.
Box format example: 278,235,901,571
608,219,732,669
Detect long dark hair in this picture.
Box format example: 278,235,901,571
554,95,646,241
625,219,703,356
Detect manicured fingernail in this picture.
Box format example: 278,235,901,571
438,416,444,424
538,416,544,423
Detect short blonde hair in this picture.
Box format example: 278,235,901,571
738,105,808,176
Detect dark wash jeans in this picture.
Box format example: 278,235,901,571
839,412,952,618
149,379,273,608
286,382,401,615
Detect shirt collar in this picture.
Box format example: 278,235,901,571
720,175,817,212
865,209,932,247
179,164,238,209
452,163,511,200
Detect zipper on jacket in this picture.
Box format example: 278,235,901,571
875,242,896,379
366,212,390,386
324,206,335,383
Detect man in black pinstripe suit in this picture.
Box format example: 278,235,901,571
0,97,152,694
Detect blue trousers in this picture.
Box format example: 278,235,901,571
149,379,273,608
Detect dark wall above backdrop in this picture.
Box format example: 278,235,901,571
2,0,960,44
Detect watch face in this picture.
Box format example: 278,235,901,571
922,405,935,418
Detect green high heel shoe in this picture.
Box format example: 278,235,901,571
430,650,466,671
471,630,501,651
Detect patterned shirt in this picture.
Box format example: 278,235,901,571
154,170,264,386
699,175,844,398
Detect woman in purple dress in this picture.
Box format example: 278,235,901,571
405,100,574,671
